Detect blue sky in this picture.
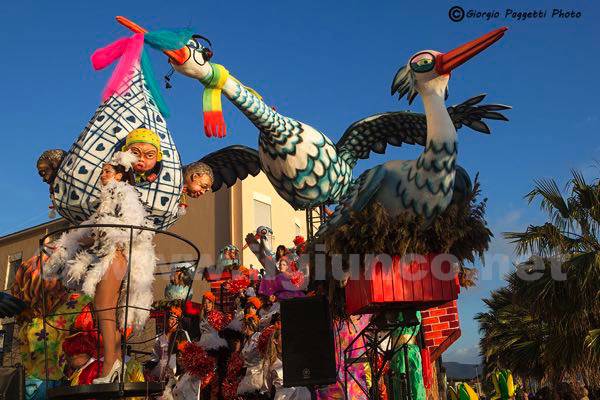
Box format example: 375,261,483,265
1,1,599,364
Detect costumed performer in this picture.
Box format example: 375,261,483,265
198,291,216,334
46,150,157,382
197,291,230,352
245,296,262,317
205,245,243,313
62,309,102,386
147,306,184,380
158,331,203,400
237,313,264,397
258,294,280,331
260,256,305,300
390,312,426,400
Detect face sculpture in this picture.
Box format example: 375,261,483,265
183,161,214,198
127,142,159,174
121,128,162,182
224,247,239,262
37,161,55,184
217,245,240,270
184,172,213,197
37,149,66,185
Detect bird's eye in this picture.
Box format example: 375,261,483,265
187,38,200,50
410,52,436,73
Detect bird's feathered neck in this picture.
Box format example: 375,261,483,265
391,65,448,105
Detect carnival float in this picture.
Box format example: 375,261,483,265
9,14,511,400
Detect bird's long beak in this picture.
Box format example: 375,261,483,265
436,27,507,75
115,16,190,65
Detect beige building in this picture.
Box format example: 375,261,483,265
0,172,307,302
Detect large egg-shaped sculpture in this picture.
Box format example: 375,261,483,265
52,65,182,230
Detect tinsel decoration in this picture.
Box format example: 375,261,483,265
62,330,100,358
224,274,250,294
257,323,280,356
207,310,232,332
289,271,305,288
221,351,244,399
179,341,217,384
293,235,307,254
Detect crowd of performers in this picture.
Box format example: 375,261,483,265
146,239,394,400
148,239,309,400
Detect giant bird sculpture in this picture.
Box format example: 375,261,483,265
117,18,510,213
317,27,510,235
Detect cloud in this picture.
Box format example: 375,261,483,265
501,209,522,225
444,343,481,364
575,115,598,127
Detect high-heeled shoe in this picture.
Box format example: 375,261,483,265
92,359,123,384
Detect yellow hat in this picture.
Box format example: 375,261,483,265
122,128,162,161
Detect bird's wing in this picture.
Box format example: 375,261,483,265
0,292,27,318
447,94,511,134
336,94,511,168
315,165,387,238
450,165,473,205
199,145,262,192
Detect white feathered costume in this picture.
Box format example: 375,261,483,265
46,152,157,330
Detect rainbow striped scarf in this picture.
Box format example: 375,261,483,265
200,63,230,138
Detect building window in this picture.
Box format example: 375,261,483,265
254,199,272,247
5,253,22,291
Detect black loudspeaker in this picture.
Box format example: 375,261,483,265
280,295,336,387
0,365,25,400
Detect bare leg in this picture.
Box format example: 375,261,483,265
94,250,127,377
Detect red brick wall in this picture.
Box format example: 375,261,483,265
421,300,461,361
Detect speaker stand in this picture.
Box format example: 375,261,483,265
343,310,419,400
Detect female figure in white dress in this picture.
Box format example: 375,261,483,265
47,151,157,382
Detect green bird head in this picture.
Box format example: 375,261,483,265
492,369,515,400
449,382,479,400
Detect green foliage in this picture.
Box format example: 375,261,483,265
478,170,600,391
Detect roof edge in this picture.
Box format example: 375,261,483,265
0,219,66,243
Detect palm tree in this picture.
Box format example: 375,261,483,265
477,170,599,394
476,279,547,382
504,170,600,318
